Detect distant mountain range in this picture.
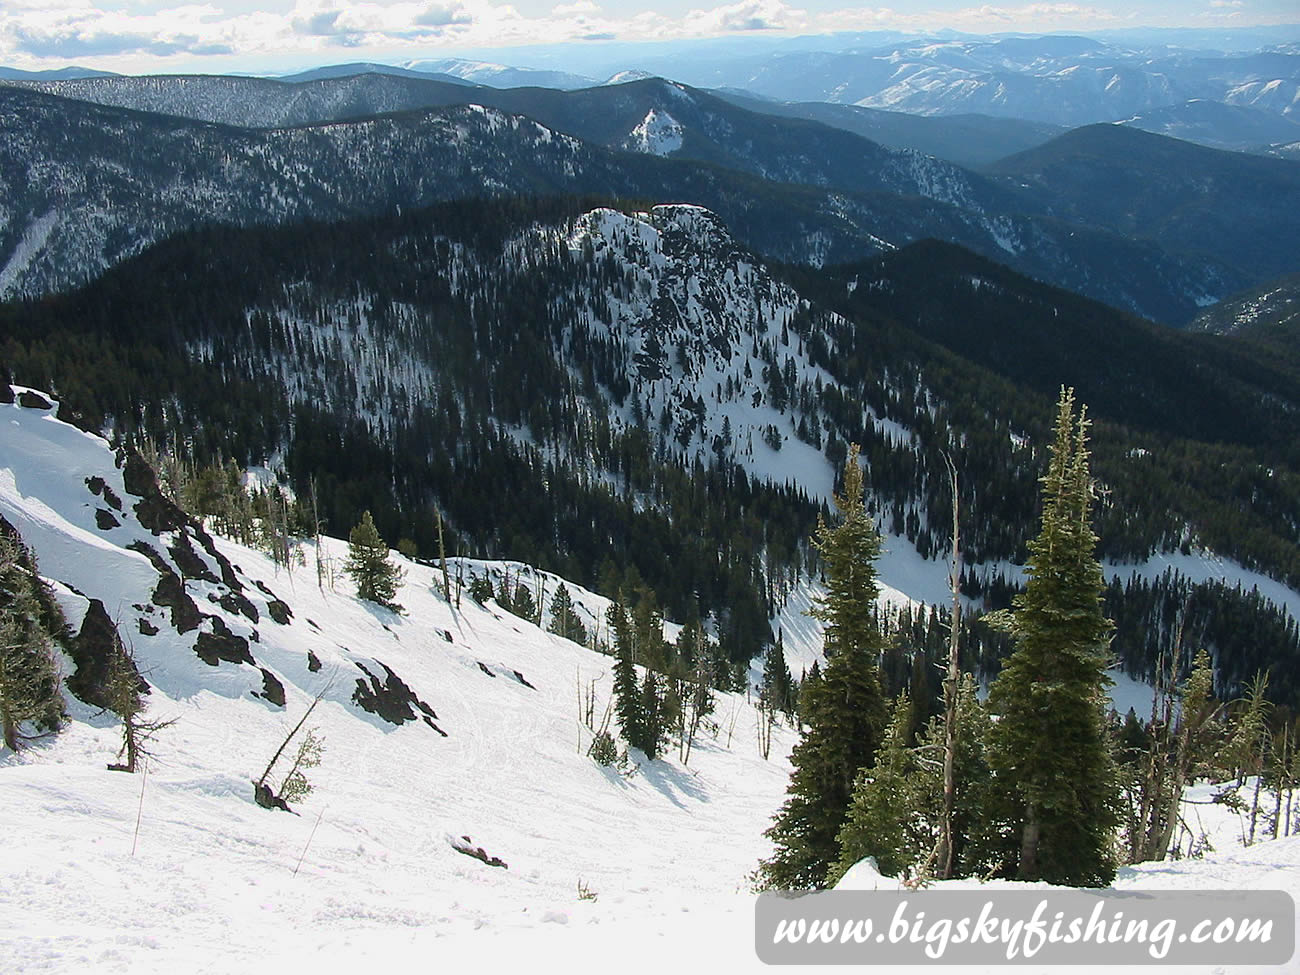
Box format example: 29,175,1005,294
3,77,1296,323
636,34,1300,128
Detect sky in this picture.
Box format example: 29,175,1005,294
0,0,1296,76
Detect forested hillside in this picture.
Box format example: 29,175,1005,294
3,198,1298,701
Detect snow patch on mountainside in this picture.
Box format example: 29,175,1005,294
0,209,58,295
626,109,683,156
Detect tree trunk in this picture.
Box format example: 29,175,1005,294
938,452,960,880
1019,806,1041,880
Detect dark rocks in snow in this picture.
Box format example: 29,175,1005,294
67,599,143,709
512,670,536,690
168,536,219,584
120,448,188,535
352,660,446,735
451,835,507,869
138,549,202,634
0,383,12,404
214,587,258,624
255,581,293,624
94,508,120,530
255,668,286,707
307,650,322,672
476,661,496,678
85,476,123,510
442,630,453,643
137,617,159,636
194,616,254,667
253,780,292,812
16,389,51,410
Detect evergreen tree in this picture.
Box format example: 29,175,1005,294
609,597,644,752
757,444,889,890
832,693,918,882
0,526,66,751
985,389,1120,886
345,510,404,610
548,583,587,645
760,637,795,719
512,581,538,624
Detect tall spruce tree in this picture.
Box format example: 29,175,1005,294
345,510,404,611
609,596,644,752
0,525,66,751
548,583,587,645
985,388,1120,886
757,444,889,890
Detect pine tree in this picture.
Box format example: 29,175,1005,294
609,597,643,752
832,693,918,882
0,526,65,751
757,444,889,890
985,388,1120,886
345,511,404,610
548,583,587,645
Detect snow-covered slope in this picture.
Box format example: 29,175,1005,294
0,391,800,973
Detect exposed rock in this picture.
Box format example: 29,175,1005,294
255,582,293,624
66,599,145,709
352,660,445,735
216,588,259,624
85,476,123,510
120,447,188,535
194,616,254,667
477,661,496,678
151,567,202,634
17,389,51,409
512,670,537,690
255,668,286,707
137,617,159,636
168,536,219,583
94,508,120,530
307,651,322,672
451,835,507,869
0,384,12,404
253,781,292,812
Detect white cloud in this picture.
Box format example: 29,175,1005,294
684,0,806,34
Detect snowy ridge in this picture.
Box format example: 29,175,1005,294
0,390,803,973
625,108,683,156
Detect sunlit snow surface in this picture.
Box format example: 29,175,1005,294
3,394,1299,974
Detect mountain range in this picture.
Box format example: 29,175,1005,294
5,76,1296,323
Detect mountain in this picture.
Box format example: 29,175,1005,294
0,386,800,972
4,199,1298,700
637,33,1300,140
0,83,1259,323
278,62,474,85
404,58,596,90
0,65,116,80
709,91,1066,168
5,386,1298,972
1,71,484,128
984,123,1300,287
1189,271,1300,340
1116,98,1300,152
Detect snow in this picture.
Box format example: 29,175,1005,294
4,380,1298,972
626,109,683,157
0,208,59,296
0,392,806,974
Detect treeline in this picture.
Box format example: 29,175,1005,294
1,195,1297,684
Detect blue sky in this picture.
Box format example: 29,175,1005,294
1,0,1295,74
